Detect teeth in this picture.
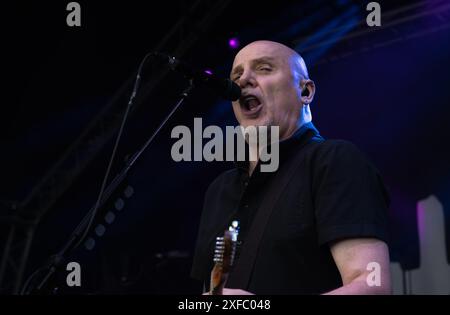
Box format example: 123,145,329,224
243,97,257,103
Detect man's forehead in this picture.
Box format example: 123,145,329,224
232,42,293,69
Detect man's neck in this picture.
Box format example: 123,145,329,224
247,121,307,176
249,158,258,176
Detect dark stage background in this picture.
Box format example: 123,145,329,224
1,0,449,294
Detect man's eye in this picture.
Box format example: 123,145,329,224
232,75,241,81
258,66,272,71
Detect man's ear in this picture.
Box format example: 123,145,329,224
300,79,315,105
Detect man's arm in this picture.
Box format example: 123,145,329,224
324,238,391,295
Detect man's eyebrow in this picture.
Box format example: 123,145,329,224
230,56,276,77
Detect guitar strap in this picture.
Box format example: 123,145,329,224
226,128,324,290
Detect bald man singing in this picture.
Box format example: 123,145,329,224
191,41,391,295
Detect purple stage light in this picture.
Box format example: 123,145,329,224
228,37,240,49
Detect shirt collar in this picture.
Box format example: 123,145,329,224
234,121,321,173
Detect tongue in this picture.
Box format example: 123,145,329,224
248,99,260,110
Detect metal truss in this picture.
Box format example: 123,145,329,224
0,0,231,294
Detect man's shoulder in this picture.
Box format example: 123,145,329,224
315,138,360,151
305,138,375,170
311,138,367,159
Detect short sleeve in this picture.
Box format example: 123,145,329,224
312,140,390,246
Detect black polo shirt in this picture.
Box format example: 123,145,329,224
191,122,390,294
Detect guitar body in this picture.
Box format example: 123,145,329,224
209,221,239,295
210,264,227,295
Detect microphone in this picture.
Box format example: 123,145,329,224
150,52,241,101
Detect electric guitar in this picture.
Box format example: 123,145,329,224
209,220,240,295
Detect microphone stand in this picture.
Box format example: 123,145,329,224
21,81,194,295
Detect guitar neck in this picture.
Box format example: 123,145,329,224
209,221,240,295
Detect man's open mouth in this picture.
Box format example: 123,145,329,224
240,94,263,116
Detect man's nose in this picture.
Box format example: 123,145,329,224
238,70,256,88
